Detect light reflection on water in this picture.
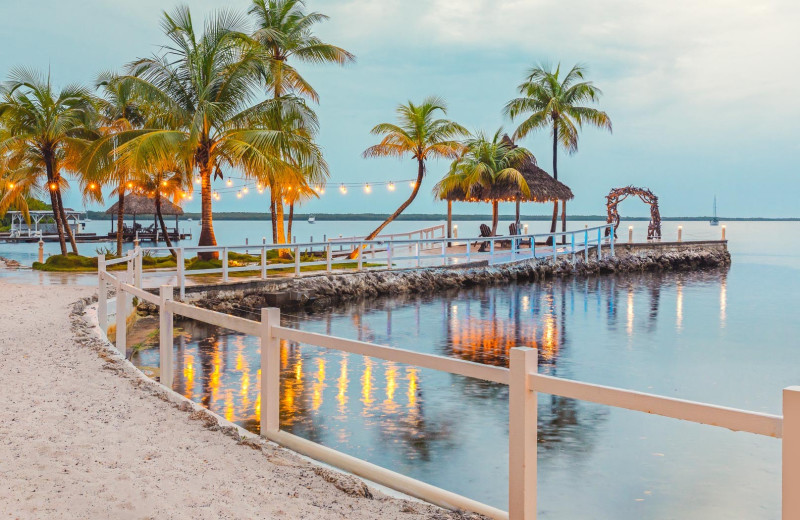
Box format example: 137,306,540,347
133,263,797,518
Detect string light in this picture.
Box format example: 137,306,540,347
195,177,201,185
226,178,233,187
213,191,220,201
127,182,133,189
236,191,242,199
387,182,395,191
257,187,264,194
187,194,193,201
256,182,263,190
339,184,347,194
180,192,187,199
364,183,372,194
49,183,57,191
409,181,416,189
161,180,167,187
88,183,96,190
242,186,248,194
7,182,14,189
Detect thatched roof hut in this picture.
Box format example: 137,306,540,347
437,139,573,204
104,194,184,216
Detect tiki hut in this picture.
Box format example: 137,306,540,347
104,194,184,234
437,137,573,238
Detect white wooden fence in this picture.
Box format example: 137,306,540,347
96,251,796,520
127,224,614,299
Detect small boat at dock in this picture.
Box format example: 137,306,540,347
308,216,316,224
710,196,719,226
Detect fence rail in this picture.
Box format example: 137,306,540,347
124,224,614,299
96,247,795,520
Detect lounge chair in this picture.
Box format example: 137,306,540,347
477,224,492,252
509,223,531,247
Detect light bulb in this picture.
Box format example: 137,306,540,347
195,177,201,185
236,191,242,199
339,184,347,194
49,183,58,191
364,183,372,193
257,188,264,194
409,181,416,189
242,186,249,194
387,182,395,191
226,178,233,187
161,180,167,186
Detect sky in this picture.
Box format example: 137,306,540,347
1,0,798,218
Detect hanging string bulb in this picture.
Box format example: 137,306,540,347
187,194,193,201
318,186,325,195
213,191,220,201
256,182,263,190
409,181,416,189
161,180,167,187
195,176,201,185
387,182,395,191
226,178,233,187
242,186,249,194
236,191,243,199
339,184,347,194
364,183,372,194
127,182,133,189
257,186,264,194
50,182,58,191
7,182,14,189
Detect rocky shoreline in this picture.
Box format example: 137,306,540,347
184,248,731,317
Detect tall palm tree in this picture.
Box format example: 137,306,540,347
84,7,317,259
85,73,146,256
139,168,187,256
358,97,467,253
248,0,353,243
504,63,611,242
0,68,96,255
434,130,532,235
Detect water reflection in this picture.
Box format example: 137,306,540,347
132,267,739,511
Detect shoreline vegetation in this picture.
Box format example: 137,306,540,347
83,210,800,222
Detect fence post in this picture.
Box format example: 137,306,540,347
466,240,471,263
490,238,495,263
677,225,683,243
261,240,267,280
176,248,185,300
294,246,301,276
584,229,589,261
159,285,174,388
597,228,602,259
260,307,281,436
326,243,332,272
222,247,229,282
441,239,447,266
357,242,364,271
784,386,800,519
532,236,536,259
97,255,107,333
134,246,142,289
721,225,726,241
115,279,127,357
386,242,393,269
609,226,615,257
415,242,420,267
509,347,538,520
571,233,575,261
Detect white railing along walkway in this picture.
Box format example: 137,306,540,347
96,255,797,520
120,224,614,299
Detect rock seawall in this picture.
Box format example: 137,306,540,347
190,248,731,316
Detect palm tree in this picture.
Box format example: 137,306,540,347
504,63,611,242
139,168,187,256
248,0,353,243
0,68,96,255
85,73,146,256
84,7,317,259
434,130,532,235
358,97,467,254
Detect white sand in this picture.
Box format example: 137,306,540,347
0,282,467,519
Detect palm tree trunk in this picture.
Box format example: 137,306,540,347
275,197,291,258
287,202,294,243
116,189,125,256
155,190,176,257
270,198,277,243
56,189,78,254
198,168,218,260
491,200,499,235
47,186,68,256
350,158,425,259
548,122,558,246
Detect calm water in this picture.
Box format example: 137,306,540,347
128,221,800,518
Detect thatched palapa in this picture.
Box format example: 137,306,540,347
104,194,184,216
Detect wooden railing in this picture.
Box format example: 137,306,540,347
96,256,796,520
124,224,614,299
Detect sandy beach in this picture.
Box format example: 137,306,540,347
0,282,467,519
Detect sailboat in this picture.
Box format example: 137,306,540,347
710,196,719,226
308,215,316,224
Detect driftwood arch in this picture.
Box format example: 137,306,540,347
605,186,662,239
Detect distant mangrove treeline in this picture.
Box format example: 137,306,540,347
84,211,799,222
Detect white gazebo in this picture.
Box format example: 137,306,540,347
7,210,85,237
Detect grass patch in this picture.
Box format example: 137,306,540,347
33,253,99,272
